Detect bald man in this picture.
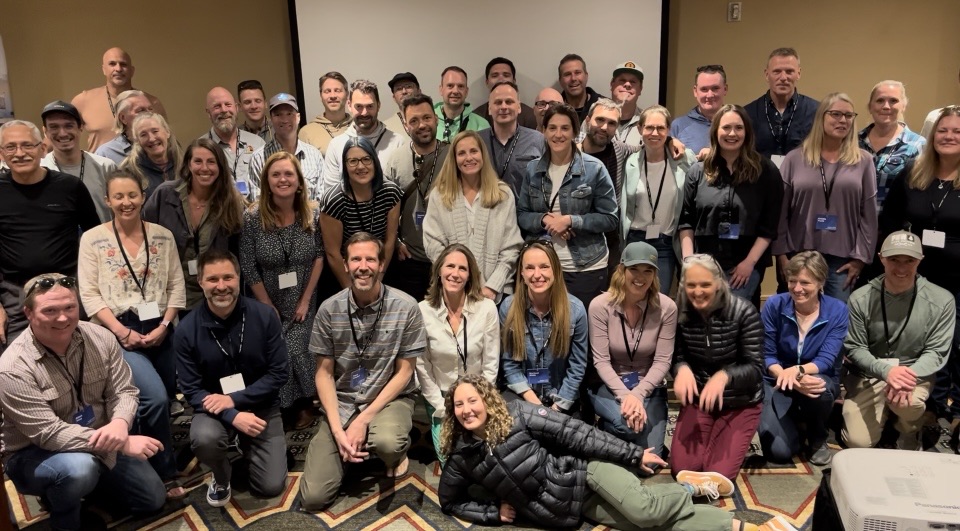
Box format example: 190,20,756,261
534,87,563,132
197,87,264,200
72,48,166,152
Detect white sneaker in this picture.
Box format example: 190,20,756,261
206,478,231,507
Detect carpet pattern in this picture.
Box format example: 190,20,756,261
6,405,957,530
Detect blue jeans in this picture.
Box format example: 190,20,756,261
928,288,960,422
116,311,177,397
123,349,177,481
588,383,668,457
822,253,853,303
5,446,165,530
727,269,761,301
757,379,837,462
626,231,675,295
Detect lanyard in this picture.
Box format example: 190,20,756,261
930,186,953,229
54,152,87,182
541,162,574,212
348,189,377,234
46,346,86,408
113,219,150,299
348,290,386,358
764,94,797,153
211,311,245,368
490,128,521,178
411,141,440,207
524,315,550,369
818,160,841,211
880,282,918,353
209,131,245,177
106,89,117,117
442,112,467,143
448,313,468,371
642,152,668,224
277,221,298,268
619,307,648,362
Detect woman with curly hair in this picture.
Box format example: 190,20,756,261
438,374,761,530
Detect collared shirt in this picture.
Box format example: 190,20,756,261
93,133,133,165
309,285,425,426
240,119,275,145
744,91,819,158
0,322,139,468
384,141,450,262
615,109,643,146
481,126,545,196
200,127,265,200
248,138,325,200
857,123,925,212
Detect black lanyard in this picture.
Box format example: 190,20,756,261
448,313,468,371
642,152,669,224
348,190,377,234
524,314,550,369
442,112,467,143
411,142,440,207
541,162,574,212
930,185,953,230
209,131,245,176
619,307,648,363
349,290,386,358
277,222,298,268
113,219,150,299
764,94,797,153
106,89,117,117
46,346,86,408
211,311,245,369
880,282,918,353
54,152,87,182
818,160,841,211
491,128,521,178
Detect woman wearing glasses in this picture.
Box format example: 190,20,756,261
880,106,960,452
423,130,523,302
678,104,783,301
517,103,618,307
671,254,764,482
320,136,401,289
622,106,697,293
500,241,589,416
78,169,186,498
773,93,878,302
120,113,183,199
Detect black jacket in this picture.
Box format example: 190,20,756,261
439,401,642,528
674,294,764,409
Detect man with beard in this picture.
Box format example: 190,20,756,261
671,64,729,158
93,90,154,164
473,57,538,130
175,249,289,507
0,121,100,348
300,72,353,156
383,72,419,140
383,94,449,300
71,47,167,152
237,79,274,144
248,93,324,199
480,81,543,195
300,232,425,510
320,80,406,194
609,61,645,146
199,86,265,200
534,87,564,132
434,66,490,143
39,100,116,221
558,54,601,123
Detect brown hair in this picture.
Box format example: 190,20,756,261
703,104,763,185
502,242,572,361
439,375,514,458
424,244,485,309
255,151,316,232
179,138,245,234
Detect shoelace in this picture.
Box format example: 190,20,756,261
697,480,720,501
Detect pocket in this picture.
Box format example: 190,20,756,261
569,185,594,212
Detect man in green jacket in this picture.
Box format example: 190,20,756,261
434,66,489,143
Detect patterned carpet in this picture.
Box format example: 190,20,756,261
6,402,957,530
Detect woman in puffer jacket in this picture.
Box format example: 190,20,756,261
671,253,765,482
437,374,761,531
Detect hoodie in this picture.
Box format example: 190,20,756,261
670,107,713,154
433,102,490,142
298,112,353,156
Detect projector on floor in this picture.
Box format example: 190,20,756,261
831,448,960,531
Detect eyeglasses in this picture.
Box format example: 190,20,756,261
642,125,668,133
696,64,726,74
534,100,560,110
25,276,77,297
0,142,44,156
346,156,374,168
824,110,857,121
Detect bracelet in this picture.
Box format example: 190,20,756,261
122,330,132,341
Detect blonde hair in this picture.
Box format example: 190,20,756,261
439,375,514,458
868,80,909,123
424,244,485,308
607,263,661,309
502,242,571,361
909,106,960,191
122,112,183,192
434,130,509,210
801,92,863,167
255,151,316,232
785,250,828,288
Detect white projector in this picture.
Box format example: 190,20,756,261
830,448,960,531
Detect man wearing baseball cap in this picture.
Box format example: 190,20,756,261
248,93,324,200
384,72,420,140
39,100,117,222
842,230,956,451
610,61,645,145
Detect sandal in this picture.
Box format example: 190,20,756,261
165,479,187,500
386,456,410,480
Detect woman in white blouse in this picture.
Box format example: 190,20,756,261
417,243,500,461
78,169,186,498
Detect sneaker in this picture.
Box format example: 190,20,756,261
676,470,734,500
206,479,231,507
169,399,185,417
808,443,833,466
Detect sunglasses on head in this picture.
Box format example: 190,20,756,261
696,64,725,74
25,276,77,297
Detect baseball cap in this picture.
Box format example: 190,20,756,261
388,72,420,92
41,100,83,125
880,230,923,260
268,93,299,113
612,61,644,82
621,242,659,270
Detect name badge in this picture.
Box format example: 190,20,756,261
645,225,661,240
815,214,838,232
770,155,786,169
620,371,640,390
136,301,161,321
415,211,426,227
73,404,96,427
718,222,740,240
922,229,946,249
350,367,368,389
526,368,550,385
278,271,298,290
187,259,199,276
220,373,246,394
235,180,249,196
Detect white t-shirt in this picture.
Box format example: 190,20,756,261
629,158,678,236
40,151,115,222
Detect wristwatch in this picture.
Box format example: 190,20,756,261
160,320,171,328
796,365,806,381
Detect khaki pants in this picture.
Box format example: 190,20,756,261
299,397,414,511
841,374,932,449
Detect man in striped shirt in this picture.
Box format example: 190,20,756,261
300,232,425,510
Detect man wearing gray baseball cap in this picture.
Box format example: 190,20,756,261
842,230,956,451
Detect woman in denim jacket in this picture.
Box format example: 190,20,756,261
517,103,618,307
500,241,589,416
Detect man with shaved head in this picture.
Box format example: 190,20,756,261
198,87,265,199
534,87,563,132
71,47,167,152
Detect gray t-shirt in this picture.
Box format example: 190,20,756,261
384,142,449,263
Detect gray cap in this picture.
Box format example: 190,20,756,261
880,230,923,260
621,241,659,270
268,92,299,113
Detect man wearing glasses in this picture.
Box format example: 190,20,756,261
0,121,100,348
671,64,729,158
237,79,274,145
383,72,420,140
534,87,564,133
0,274,166,529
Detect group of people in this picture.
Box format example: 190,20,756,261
0,43,958,531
